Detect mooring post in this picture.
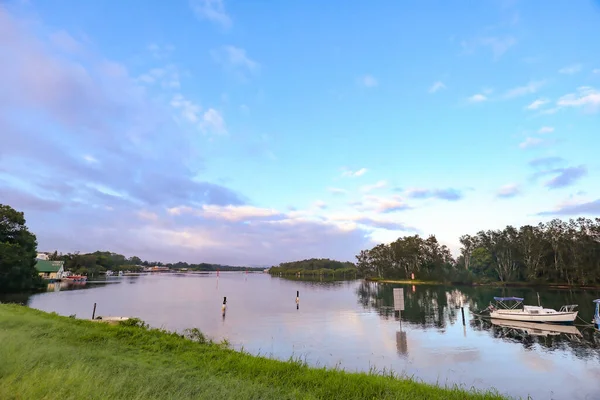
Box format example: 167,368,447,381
461,306,465,326
92,302,97,319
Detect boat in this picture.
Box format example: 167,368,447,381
63,275,87,283
594,299,600,329
485,297,578,323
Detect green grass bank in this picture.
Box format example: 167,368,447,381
0,304,505,400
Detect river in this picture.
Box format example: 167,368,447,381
2,272,600,400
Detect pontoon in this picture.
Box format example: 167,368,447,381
486,297,578,323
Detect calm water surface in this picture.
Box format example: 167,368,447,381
4,273,600,400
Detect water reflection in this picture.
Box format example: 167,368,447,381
357,281,600,363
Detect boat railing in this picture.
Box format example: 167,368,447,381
558,304,578,312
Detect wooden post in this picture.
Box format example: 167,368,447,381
222,296,227,313
461,306,465,326
92,302,97,319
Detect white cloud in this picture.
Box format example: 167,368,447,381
360,180,388,193
211,46,259,79
355,195,410,213
558,64,582,75
556,86,600,112
137,210,159,221
429,81,446,93
138,65,180,89
190,0,232,28
171,94,202,123
360,74,378,88
201,108,227,135
538,126,554,134
496,184,521,198
342,168,367,177
83,155,98,164
519,137,544,149
147,43,175,59
504,80,545,98
328,187,347,195
462,36,517,59
313,200,327,209
168,205,280,221
525,98,549,110
468,94,487,103
594,69,600,74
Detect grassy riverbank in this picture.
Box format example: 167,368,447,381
0,304,505,400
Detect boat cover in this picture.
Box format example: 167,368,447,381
493,296,524,302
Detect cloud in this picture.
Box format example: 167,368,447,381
405,188,464,201
211,45,259,80
528,156,564,168
429,81,446,93
360,74,378,88
327,187,347,195
504,80,545,98
360,180,388,193
594,69,600,74
538,199,600,216
462,36,517,59
558,64,582,75
190,0,232,28
556,86,600,113
0,9,390,266
171,94,202,123
83,155,98,164
519,137,545,149
147,43,175,59
538,126,554,134
468,94,487,103
138,65,181,89
201,108,227,135
50,30,82,54
496,184,520,198
355,195,410,213
341,168,367,177
525,98,549,110
354,218,416,232
545,166,587,189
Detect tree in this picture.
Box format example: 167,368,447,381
0,204,43,292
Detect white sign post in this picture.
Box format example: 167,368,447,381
393,288,405,327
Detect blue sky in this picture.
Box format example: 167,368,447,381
1,0,599,266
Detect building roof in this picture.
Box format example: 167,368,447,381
35,260,64,273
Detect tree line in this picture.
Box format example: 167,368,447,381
356,218,600,286
48,251,263,277
268,258,358,276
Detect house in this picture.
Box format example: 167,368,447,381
35,260,65,280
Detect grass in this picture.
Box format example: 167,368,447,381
0,304,506,400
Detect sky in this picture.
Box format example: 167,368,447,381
1,1,599,266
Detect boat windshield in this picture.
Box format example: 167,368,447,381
493,297,524,302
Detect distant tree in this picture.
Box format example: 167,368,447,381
0,204,44,292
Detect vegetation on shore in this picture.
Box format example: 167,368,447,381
47,250,264,277
0,304,504,400
0,204,45,293
357,218,600,287
268,258,359,277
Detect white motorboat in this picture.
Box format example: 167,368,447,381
486,297,578,323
